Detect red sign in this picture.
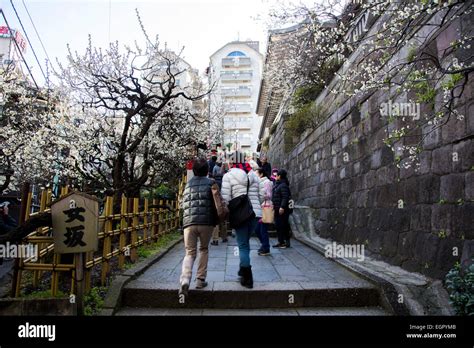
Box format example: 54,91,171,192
15,31,27,52
0,26,27,53
0,26,12,36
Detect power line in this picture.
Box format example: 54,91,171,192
9,0,47,82
0,9,38,88
21,0,51,64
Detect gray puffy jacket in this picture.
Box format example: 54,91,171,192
182,176,217,228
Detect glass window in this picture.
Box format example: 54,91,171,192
227,51,246,57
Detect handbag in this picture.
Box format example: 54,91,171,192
261,200,274,224
228,176,255,228
212,183,229,223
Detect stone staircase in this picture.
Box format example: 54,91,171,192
115,238,392,316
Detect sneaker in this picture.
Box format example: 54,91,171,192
285,241,291,248
178,283,189,296
272,243,287,249
211,240,218,246
258,250,270,256
196,279,208,289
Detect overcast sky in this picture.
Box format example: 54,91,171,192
0,0,290,85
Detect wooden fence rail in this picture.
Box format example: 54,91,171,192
11,176,186,298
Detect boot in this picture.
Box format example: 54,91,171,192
240,266,253,289
238,266,243,277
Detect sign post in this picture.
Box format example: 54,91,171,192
51,192,99,316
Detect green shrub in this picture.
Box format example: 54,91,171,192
269,123,278,135
142,184,176,201
84,287,107,316
292,84,324,109
445,260,474,316
286,103,324,136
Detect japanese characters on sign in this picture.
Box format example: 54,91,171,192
0,26,27,52
52,192,99,254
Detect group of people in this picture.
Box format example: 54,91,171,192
179,152,292,295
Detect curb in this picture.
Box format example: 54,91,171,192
294,236,411,315
99,236,184,316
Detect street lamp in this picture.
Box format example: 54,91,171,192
234,129,239,151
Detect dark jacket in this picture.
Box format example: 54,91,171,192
212,165,224,190
272,179,291,210
182,176,217,228
0,214,17,235
208,159,217,178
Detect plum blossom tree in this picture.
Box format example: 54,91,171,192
0,64,65,194
266,0,473,168
53,34,211,198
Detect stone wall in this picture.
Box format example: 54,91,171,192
267,9,474,279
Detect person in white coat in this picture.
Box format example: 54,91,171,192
221,152,260,289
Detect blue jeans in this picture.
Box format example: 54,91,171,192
235,218,257,268
255,219,270,252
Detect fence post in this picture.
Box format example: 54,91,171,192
158,199,164,236
32,188,48,288
131,198,139,262
151,198,157,240
11,182,30,297
74,252,85,316
119,195,127,269
101,196,113,286
143,199,149,243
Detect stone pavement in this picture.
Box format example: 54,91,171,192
116,236,390,315
136,237,367,285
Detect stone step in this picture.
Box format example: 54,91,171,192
122,280,380,309
116,306,391,316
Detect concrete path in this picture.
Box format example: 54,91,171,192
135,237,367,285
116,236,390,315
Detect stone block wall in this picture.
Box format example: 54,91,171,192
267,12,474,279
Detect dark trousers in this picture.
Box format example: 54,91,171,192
274,210,290,244
255,218,270,252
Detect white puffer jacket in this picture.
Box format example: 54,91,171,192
222,168,262,218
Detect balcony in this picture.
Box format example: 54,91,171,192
221,72,253,82
225,103,252,113
224,121,252,130
222,57,251,68
221,87,252,98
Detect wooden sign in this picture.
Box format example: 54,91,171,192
52,192,99,254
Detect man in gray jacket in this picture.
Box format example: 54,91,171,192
179,158,217,296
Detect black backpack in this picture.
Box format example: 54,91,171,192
228,176,255,228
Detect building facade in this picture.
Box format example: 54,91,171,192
209,41,263,153
0,25,27,74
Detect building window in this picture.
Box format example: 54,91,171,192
227,51,246,57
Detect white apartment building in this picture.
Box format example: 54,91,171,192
209,41,263,152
